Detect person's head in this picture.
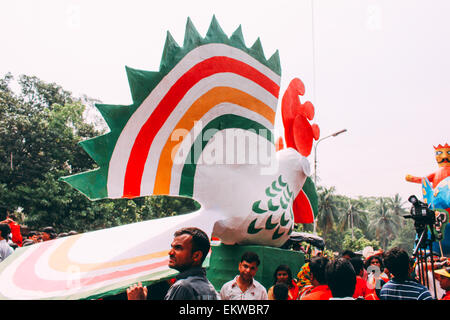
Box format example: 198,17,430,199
168,227,210,272
365,255,383,271
27,231,39,242
273,282,289,300
383,247,410,281
309,256,329,286
273,264,293,286
325,258,356,298
350,257,364,277
435,267,450,291
42,227,55,241
239,251,260,283
0,223,11,240
341,250,355,260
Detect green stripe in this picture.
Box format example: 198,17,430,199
179,114,273,197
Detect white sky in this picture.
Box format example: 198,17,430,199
1,0,448,205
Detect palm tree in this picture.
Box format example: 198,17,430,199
387,193,408,226
316,186,341,242
368,197,401,250
339,199,368,239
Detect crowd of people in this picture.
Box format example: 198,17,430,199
1,214,449,301
126,226,450,301
0,211,78,263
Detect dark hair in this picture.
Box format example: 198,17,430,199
350,257,364,275
341,250,355,259
174,227,210,263
272,264,293,287
365,255,384,270
27,231,38,238
383,247,410,281
273,282,289,300
326,258,356,298
309,256,329,285
240,251,260,266
0,223,11,239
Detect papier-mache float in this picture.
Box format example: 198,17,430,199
406,143,450,256
0,16,321,299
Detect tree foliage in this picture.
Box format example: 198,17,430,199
0,73,198,233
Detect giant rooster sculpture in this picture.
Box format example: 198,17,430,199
0,16,320,299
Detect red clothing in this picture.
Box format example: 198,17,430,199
8,221,22,247
268,280,300,300
441,291,450,300
353,276,369,299
300,285,332,300
364,292,380,300
287,280,300,300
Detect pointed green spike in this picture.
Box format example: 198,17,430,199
125,66,163,105
250,37,265,60
230,25,246,49
96,103,135,132
79,135,113,166
60,168,108,200
183,17,202,49
267,50,282,76
205,15,228,43
160,31,181,71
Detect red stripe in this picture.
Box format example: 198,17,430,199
123,56,280,197
293,190,314,224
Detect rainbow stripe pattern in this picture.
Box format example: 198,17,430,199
61,16,281,201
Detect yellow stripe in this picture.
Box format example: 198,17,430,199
48,235,168,272
153,86,275,195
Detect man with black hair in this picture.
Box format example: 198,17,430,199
127,227,219,300
379,247,433,300
0,224,13,263
326,257,356,300
301,256,331,300
220,251,268,300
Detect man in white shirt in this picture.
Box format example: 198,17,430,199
0,224,14,263
220,251,268,300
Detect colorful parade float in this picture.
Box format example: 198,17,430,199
405,143,450,257
0,17,323,299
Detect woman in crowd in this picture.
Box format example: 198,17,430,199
267,264,299,300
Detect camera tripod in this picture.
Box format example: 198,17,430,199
413,224,438,298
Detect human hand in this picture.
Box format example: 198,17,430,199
126,282,148,300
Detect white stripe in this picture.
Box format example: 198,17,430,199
107,43,280,198
138,75,277,197
168,103,273,197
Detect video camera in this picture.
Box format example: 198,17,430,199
404,195,436,227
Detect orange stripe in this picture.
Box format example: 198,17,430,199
153,86,275,195
48,235,169,272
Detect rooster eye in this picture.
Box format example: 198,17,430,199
436,151,443,155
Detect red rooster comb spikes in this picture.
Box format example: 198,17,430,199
281,78,320,157
434,143,450,150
